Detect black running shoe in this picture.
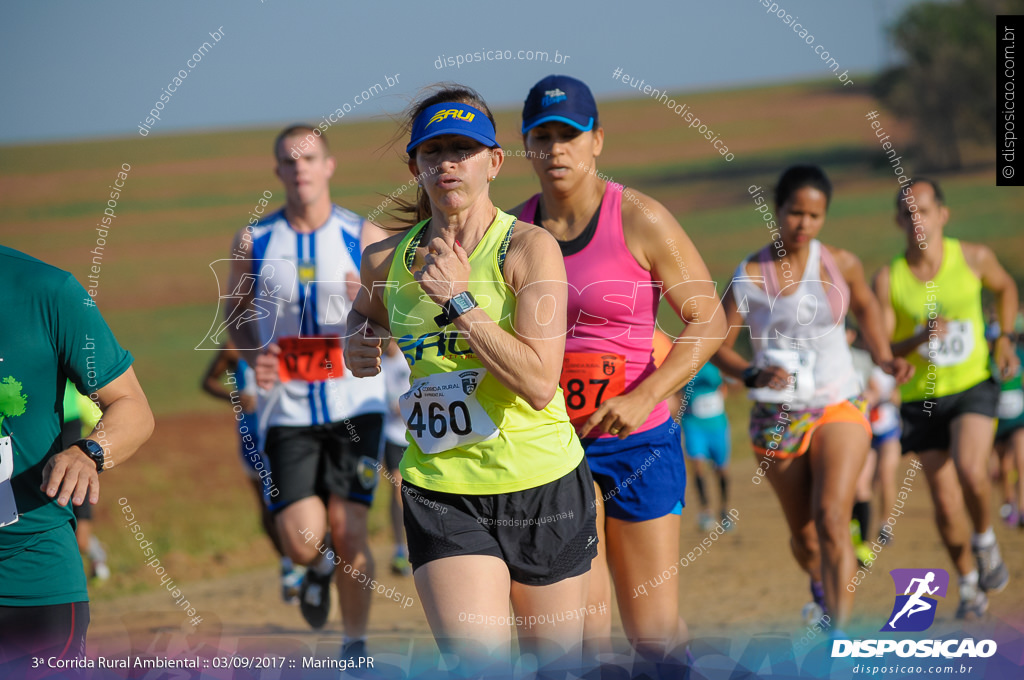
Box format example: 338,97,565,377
299,567,333,629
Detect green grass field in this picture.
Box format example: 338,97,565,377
1,78,1020,598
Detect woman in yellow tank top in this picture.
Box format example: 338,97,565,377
344,85,596,676
874,178,1019,619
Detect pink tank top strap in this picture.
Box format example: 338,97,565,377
591,183,626,253
758,245,779,298
818,243,850,322
521,194,541,223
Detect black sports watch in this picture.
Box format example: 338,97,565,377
742,366,762,388
72,439,106,474
434,291,478,328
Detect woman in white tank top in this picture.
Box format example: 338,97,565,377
712,165,912,635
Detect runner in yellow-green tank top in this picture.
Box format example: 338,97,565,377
874,178,1020,620
382,209,583,494
344,86,596,676
889,236,990,402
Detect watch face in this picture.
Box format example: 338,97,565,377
452,292,475,314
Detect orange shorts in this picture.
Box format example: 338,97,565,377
750,397,870,459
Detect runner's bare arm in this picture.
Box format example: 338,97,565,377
360,219,391,250
226,229,261,365
345,236,401,377
710,285,750,380
836,247,912,382
41,366,154,506
630,196,725,401
581,197,724,437
450,223,568,411
873,264,930,357
966,242,1020,378
710,269,788,389
201,345,237,401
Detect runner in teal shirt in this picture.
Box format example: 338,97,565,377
680,363,733,531
0,245,152,669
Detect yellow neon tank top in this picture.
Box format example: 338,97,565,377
382,209,583,494
890,237,990,402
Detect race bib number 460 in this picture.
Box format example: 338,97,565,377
559,353,626,426
277,335,343,383
917,320,975,368
400,369,498,454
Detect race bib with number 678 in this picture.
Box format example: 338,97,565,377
399,369,499,455
277,335,343,383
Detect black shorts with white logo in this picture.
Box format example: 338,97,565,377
401,459,598,586
900,378,1000,454
264,413,385,512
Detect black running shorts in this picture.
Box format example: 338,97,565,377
0,601,89,677
900,378,1000,454
401,459,598,586
264,413,384,511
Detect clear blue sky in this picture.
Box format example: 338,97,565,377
0,0,923,144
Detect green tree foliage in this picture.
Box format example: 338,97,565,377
875,0,1012,169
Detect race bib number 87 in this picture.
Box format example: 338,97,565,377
400,369,499,454
559,353,626,426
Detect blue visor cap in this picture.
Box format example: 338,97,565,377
407,103,498,154
522,74,598,133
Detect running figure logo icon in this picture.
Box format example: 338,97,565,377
881,568,949,632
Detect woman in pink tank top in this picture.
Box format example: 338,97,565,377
713,165,912,635
514,75,725,668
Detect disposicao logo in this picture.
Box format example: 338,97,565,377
427,108,475,126
882,568,948,632
831,568,997,659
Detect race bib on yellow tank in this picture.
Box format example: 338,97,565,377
916,320,974,367
400,369,499,454
0,436,19,527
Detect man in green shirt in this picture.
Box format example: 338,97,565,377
0,245,153,671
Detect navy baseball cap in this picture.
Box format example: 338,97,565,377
407,102,498,154
522,75,598,134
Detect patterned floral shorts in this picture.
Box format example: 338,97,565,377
749,397,869,459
